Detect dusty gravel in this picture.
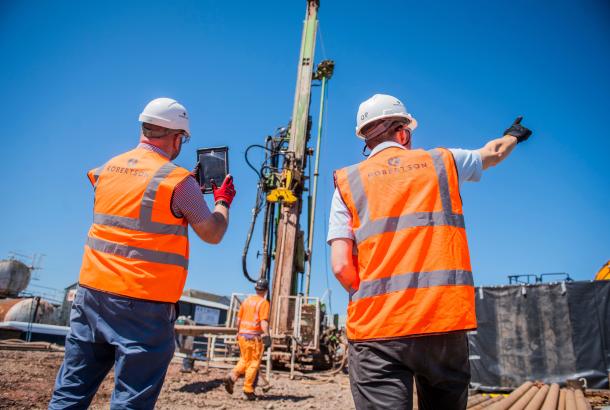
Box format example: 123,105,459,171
2,350,608,409
0,350,354,409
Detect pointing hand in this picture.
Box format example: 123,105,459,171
503,116,532,143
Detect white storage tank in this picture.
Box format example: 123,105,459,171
0,259,32,298
2,298,57,324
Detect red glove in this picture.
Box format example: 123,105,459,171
212,175,236,207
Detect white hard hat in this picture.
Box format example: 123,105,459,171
139,97,191,136
355,94,417,140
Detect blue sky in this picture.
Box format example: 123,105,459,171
1,0,608,315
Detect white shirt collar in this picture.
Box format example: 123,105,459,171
369,141,406,157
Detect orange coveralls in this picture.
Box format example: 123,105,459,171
232,295,270,393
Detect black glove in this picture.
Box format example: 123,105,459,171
262,335,271,349
503,116,532,143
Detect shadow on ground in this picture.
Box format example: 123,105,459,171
260,394,314,402
178,378,224,394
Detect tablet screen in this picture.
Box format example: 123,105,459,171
197,147,228,194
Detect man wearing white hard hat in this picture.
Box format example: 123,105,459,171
328,94,532,410
49,98,236,409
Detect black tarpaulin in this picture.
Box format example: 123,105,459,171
468,280,610,390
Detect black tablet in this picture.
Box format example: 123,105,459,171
197,146,229,194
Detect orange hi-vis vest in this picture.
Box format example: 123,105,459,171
79,147,191,303
238,295,269,336
334,147,476,341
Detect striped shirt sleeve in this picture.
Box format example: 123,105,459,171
171,176,212,226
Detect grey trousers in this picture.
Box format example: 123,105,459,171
348,332,470,410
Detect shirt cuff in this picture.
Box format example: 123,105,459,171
471,151,483,182
326,227,355,244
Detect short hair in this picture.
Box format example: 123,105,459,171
142,122,179,138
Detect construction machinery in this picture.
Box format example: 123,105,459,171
173,0,343,376
239,0,344,372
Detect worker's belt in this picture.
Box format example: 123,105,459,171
238,333,262,340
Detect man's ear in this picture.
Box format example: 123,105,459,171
401,129,411,147
396,129,406,145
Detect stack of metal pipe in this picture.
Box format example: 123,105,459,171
466,394,504,409
481,381,592,410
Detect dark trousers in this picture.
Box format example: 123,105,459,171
348,332,470,410
48,286,177,410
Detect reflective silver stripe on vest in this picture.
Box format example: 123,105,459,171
346,164,369,224
350,149,464,244
351,269,473,302
93,214,187,236
140,162,178,221
354,211,464,243
429,149,453,212
86,237,188,269
93,161,188,237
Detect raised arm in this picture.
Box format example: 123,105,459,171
478,116,532,170
174,173,235,245
478,135,518,170
191,205,229,244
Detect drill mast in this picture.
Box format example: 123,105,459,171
240,0,339,371
270,0,320,335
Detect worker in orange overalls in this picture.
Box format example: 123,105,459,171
328,94,533,410
224,278,271,400
49,98,236,409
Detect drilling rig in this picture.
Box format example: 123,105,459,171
240,0,343,372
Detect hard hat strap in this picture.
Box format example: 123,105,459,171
361,143,371,158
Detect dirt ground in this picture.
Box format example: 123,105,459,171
0,350,354,409
1,350,609,409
